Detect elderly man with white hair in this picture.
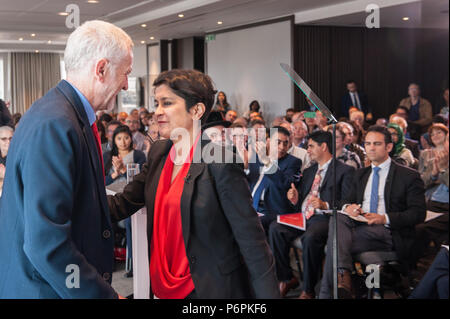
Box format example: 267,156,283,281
0,20,133,298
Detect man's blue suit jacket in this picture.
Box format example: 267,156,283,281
247,154,302,215
0,80,117,298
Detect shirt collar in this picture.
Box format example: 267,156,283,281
371,157,391,171
318,157,332,171
66,81,96,126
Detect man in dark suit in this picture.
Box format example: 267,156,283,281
0,20,133,298
268,131,354,299
246,126,302,233
341,80,371,119
319,125,426,299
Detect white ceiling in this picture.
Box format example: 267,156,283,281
0,0,447,52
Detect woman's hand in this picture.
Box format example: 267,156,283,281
112,156,126,175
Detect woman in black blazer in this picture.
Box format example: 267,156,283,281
107,69,279,299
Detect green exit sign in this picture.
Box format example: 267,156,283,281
205,34,216,42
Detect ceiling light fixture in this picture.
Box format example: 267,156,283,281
31,33,36,37
47,40,52,44
58,12,69,16
19,37,23,41
402,17,410,21
150,36,155,40
178,14,184,18
141,24,147,28
35,50,39,53
87,0,99,3
140,40,145,44
217,21,223,25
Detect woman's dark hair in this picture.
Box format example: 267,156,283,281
249,100,260,112
347,120,364,145
366,125,393,145
215,91,229,106
105,125,134,174
307,130,332,154
99,113,113,124
96,120,108,144
153,69,217,124
111,125,134,156
12,113,21,126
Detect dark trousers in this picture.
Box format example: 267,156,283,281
409,247,449,299
319,213,393,299
268,214,329,293
413,200,449,264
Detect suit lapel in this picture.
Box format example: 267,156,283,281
358,167,372,204
384,161,395,211
180,162,205,249
145,140,173,242
56,80,108,216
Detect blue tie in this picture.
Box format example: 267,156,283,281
252,176,268,212
370,167,381,213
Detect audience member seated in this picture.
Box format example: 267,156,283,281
138,109,149,133
99,113,113,130
319,125,426,299
11,113,21,129
376,118,388,127
103,125,146,187
326,123,362,169
419,124,449,197
389,115,420,160
147,123,159,144
387,123,417,168
432,114,448,126
342,121,367,166
269,130,354,299
315,111,328,130
291,119,309,149
413,130,449,263
0,126,13,183
399,83,433,139
126,114,150,156
285,108,295,123
304,112,320,134
439,88,449,121
270,116,287,128
245,126,302,234
409,246,449,299
103,120,121,153
232,117,249,128
420,132,433,151
243,100,261,119
213,91,231,113
350,110,368,132
341,80,371,120
95,119,108,150
227,122,248,156
0,98,13,127
280,122,311,172
203,111,231,146
225,109,238,123
118,111,128,125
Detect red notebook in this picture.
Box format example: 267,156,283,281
277,212,306,231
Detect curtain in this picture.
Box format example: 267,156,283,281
10,52,61,114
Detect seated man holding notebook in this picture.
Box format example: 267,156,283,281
268,131,354,299
319,125,426,299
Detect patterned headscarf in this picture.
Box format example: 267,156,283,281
387,123,405,155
